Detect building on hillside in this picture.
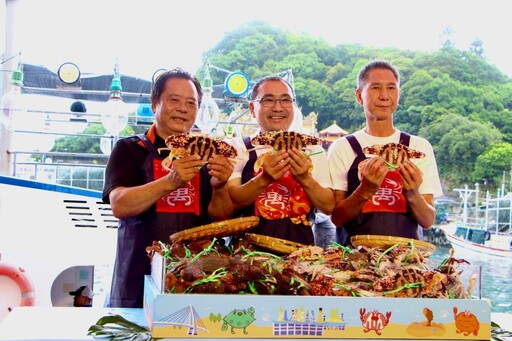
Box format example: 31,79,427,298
319,121,349,150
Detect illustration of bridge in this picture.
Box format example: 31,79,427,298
156,304,209,335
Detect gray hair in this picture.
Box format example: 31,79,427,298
357,60,400,89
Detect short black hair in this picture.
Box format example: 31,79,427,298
70,101,87,113
249,76,294,100
357,60,400,89
151,67,203,106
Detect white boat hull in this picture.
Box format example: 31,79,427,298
440,225,512,259
0,176,118,312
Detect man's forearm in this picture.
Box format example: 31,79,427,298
109,177,179,218
298,176,334,214
331,189,369,226
208,186,234,221
406,192,436,229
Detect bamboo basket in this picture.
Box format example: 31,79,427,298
169,216,259,243
245,233,308,255
351,234,436,255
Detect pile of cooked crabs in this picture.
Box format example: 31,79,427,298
149,133,473,298
147,227,476,299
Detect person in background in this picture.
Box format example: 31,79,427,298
312,211,340,248
227,76,333,245
102,68,234,308
69,285,93,307
327,60,443,245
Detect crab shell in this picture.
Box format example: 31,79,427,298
362,143,425,167
160,134,237,170
251,131,322,151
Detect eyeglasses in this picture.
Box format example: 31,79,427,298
253,98,295,108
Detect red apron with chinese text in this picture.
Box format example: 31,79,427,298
361,169,406,214
254,169,312,225
153,159,200,215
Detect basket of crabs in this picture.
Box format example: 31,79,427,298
147,215,475,299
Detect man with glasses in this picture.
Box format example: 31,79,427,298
227,76,333,245
102,68,234,308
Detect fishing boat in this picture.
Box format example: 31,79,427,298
439,184,512,259
0,174,118,317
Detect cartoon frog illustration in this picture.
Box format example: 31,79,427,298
221,307,256,335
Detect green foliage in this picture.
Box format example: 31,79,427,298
203,22,512,192
419,113,502,189
209,312,222,323
52,122,134,164
473,142,512,188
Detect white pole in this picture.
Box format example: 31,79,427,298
2,0,21,95
475,183,479,224
1,0,22,175
502,171,506,197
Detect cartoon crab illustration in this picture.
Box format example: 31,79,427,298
360,308,392,335
221,307,256,335
453,307,480,336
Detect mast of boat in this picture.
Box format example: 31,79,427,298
454,184,479,239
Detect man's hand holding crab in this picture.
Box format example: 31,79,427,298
288,147,313,183
258,149,291,184
165,154,203,189
357,157,388,200
207,154,235,189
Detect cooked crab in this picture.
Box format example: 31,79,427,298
251,131,322,172
251,130,322,151
362,143,425,167
159,133,237,170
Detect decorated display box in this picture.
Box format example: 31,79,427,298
144,253,492,340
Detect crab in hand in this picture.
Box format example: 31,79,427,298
250,130,323,172
362,143,425,169
159,133,238,171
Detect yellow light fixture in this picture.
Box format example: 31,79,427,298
57,62,81,84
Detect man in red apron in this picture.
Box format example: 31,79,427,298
227,76,334,245
327,60,443,245
102,68,234,308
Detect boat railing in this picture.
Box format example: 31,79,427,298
10,150,108,191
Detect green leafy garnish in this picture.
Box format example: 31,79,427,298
403,241,415,263
383,282,423,296
185,267,227,293
376,243,399,267
87,314,153,340
188,238,219,263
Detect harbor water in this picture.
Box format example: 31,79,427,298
429,245,512,313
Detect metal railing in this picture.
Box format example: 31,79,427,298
12,150,109,191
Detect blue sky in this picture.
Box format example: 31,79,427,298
2,0,511,80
